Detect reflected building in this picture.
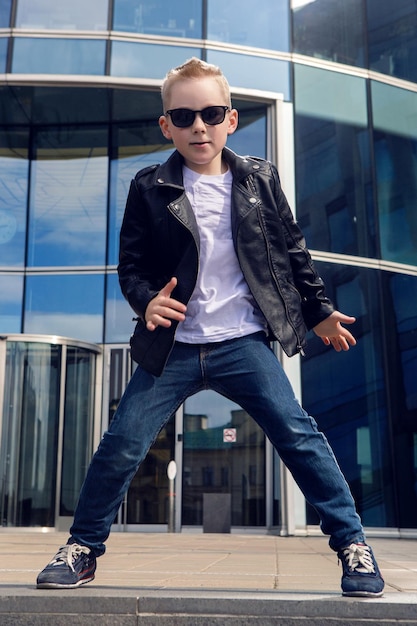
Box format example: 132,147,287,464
183,407,266,527
0,0,416,536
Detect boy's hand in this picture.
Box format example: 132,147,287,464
145,277,187,331
313,311,357,352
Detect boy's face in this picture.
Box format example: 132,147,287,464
159,76,238,175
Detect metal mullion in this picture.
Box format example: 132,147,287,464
54,344,67,528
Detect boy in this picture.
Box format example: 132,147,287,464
37,58,384,597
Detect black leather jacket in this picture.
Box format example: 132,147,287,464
118,147,334,376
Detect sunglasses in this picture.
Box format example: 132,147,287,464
165,105,230,128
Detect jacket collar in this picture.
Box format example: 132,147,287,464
154,146,267,187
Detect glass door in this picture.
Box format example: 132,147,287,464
0,336,100,528
0,340,61,527
107,347,176,528
122,415,175,525
182,390,266,527
59,346,97,519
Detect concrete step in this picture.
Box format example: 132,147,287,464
1,589,417,626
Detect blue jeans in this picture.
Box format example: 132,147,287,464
70,332,364,556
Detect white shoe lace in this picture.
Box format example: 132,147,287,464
49,543,91,573
340,543,375,574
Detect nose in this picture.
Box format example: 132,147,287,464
191,112,206,130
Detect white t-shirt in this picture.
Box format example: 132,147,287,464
175,166,266,343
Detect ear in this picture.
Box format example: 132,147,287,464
227,108,239,136
159,115,172,140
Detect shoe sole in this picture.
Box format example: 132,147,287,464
342,590,384,598
36,574,95,589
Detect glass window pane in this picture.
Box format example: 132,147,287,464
112,88,163,123
371,81,417,265
386,272,417,528
60,346,96,516
0,341,61,526
367,0,417,83
105,273,139,343
110,42,200,78
207,51,290,99
208,0,289,51
113,0,202,38
12,38,106,75
227,102,267,159
15,0,108,30
388,273,417,413
31,86,111,125
0,37,7,71
372,82,417,142
294,65,376,257
24,274,105,343
0,85,33,125
294,64,367,126
0,275,23,332
292,0,365,67
0,129,28,267
301,263,394,527
183,390,266,526
0,0,11,27
28,127,108,267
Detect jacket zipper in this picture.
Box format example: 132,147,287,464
246,184,305,356
159,198,200,364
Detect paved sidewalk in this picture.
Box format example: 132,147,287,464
1,531,416,592
1,531,417,624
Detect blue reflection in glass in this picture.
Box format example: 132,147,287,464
367,0,417,82
15,0,108,30
208,0,289,51
386,272,417,527
292,0,365,67
371,82,417,266
207,51,289,99
0,154,28,267
28,134,108,267
110,42,200,78
389,273,417,413
113,0,202,38
294,64,367,126
294,65,375,257
374,135,417,266
294,115,376,256
0,274,23,332
105,272,137,343
24,274,104,343
301,262,392,527
12,38,106,75
227,115,266,160
0,38,7,71
0,0,11,27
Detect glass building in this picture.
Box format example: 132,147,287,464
0,0,416,536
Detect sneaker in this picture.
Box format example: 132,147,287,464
36,542,96,589
338,542,384,597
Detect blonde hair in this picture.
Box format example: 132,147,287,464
161,57,231,111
